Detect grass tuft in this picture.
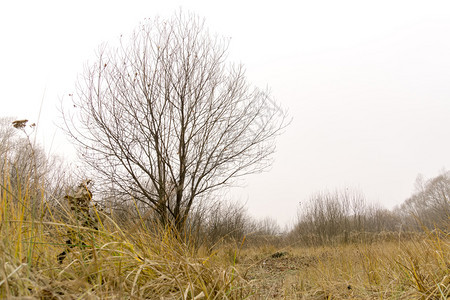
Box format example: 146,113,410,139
0,174,250,299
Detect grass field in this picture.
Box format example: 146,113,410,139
240,233,449,299
0,180,448,299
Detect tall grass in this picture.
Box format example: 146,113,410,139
0,173,250,299
1,148,448,299
240,229,449,299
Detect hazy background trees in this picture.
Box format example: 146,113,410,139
290,188,406,245
62,12,287,231
0,117,73,215
398,171,449,230
288,171,448,246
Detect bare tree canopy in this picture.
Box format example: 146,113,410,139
400,171,450,229
62,12,288,230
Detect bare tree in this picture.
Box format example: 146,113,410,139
62,13,287,231
400,171,450,230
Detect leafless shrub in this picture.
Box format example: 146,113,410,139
290,189,403,246
202,200,249,247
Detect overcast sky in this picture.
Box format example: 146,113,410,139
1,0,449,226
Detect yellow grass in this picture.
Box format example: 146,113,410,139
239,231,449,299
0,176,249,299
0,173,448,299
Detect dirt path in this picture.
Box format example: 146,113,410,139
241,252,319,299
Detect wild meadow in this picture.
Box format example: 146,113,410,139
0,168,448,299
0,173,247,299
1,13,449,299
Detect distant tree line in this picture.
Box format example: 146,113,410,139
398,172,449,230
288,174,449,246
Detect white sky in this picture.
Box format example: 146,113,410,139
1,0,450,227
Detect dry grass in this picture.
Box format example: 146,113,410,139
239,231,449,299
0,173,448,299
0,176,249,299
